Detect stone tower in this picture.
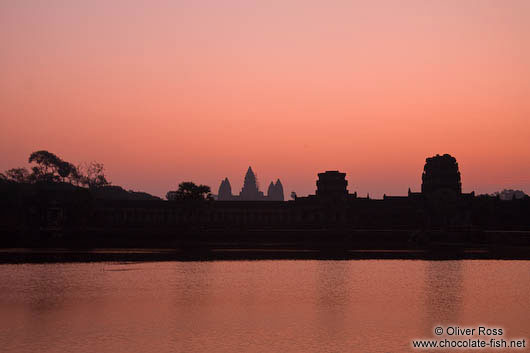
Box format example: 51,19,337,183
266,179,285,201
217,177,233,200
239,166,260,200
274,179,284,201
316,171,348,200
267,181,275,199
421,154,462,194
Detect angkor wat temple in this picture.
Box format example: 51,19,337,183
1,154,529,248
217,166,284,201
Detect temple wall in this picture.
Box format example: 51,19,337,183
82,196,530,230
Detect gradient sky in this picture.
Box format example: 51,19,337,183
1,0,529,198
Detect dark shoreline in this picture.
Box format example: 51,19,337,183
1,245,530,263
2,228,529,263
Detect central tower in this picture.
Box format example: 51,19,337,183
239,166,261,200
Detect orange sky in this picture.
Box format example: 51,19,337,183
1,1,529,198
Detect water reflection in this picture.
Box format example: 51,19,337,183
423,261,464,332
0,261,528,353
171,261,214,353
315,262,350,337
29,265,69,312
174,261,214,307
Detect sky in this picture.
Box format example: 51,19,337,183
1,0,529,198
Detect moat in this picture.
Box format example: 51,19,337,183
1,260,528,353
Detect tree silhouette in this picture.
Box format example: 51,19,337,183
57,161,77,182
2,150,110,187
1,168,31,183
493,189,527,200
166,182,213,201
28,150,64,182
81,162,110,188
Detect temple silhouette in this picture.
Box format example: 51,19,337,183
1,153,529,254
217,166,284,201
89,154,523,230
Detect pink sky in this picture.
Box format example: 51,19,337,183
1,0,529,198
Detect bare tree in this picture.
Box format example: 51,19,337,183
3,168,31,183
82,161,110,188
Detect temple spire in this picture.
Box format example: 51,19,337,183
218,177,232,200
274,179,284,201
240,166,260,200
267,181,275,198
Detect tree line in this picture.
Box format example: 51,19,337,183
1,150,109,188
1,150,213,201
166,182,213,201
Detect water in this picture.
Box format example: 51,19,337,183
1,260,528,353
